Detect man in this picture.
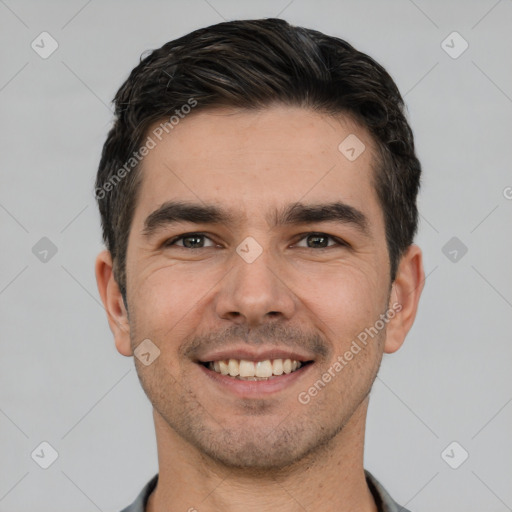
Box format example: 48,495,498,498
95,18,424,512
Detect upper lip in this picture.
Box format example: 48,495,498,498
196,347,316,363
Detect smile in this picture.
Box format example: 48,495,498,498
203,358,311,380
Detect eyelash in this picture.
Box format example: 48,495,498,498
162,232,348,250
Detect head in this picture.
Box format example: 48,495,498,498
95,18,424,472
96,18,421,305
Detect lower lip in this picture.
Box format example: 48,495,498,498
197,362,314,399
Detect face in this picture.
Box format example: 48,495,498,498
106,105,413,471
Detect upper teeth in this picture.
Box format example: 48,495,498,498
208,358,303,377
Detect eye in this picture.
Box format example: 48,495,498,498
294,232,347,249
162,232,348,250
163,233,217,249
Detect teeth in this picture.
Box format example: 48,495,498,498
218,360,229,375
207,358,304,379
228,359,238,377
255,360,273,378
239,359,255,377
272,359,283,375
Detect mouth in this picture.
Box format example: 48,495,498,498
199,358,314,381
196,357,316,399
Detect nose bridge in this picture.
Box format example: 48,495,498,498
214,235,296,325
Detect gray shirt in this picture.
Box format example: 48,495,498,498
120,470,412,512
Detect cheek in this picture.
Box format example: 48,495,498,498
295,261,387,344
129,245,389,350
131,263,223,336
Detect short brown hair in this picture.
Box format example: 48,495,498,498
95,18,421,305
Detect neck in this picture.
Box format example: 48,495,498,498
146,396,377,512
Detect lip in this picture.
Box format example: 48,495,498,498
196,347,316,364
197,360,314,399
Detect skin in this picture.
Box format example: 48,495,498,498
96,105,424,512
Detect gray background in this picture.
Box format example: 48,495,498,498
1,0,511,510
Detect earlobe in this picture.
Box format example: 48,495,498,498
384,245,424,354
95,250,133,357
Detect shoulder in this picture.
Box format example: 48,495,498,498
364,469,413,512
119,473,159,512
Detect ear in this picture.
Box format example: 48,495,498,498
384,244,424,354
95,250,133,356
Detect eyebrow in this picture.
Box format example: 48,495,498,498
142,200,370,239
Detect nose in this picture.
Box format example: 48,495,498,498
214,242,297,328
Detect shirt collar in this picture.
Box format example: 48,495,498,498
120,470,411,512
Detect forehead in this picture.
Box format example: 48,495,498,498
133,105,382,229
